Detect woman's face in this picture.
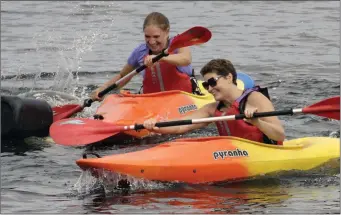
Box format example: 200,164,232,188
144,25,169,53
203,72,233,101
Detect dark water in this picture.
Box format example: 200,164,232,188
1,1,340,214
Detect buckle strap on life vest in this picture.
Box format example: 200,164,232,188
236,86,260,103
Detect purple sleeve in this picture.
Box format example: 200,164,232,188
127,44,147,68
177,65,193,76
127,48,139,68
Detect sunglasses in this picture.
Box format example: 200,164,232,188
202,76,224,90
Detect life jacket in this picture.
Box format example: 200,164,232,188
190,69,204,95
139,68,203,95
214,86,283,145
142,47,192,94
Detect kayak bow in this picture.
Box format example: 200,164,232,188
76,136,340,184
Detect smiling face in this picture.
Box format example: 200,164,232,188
144,25,169,53
200,59,239,101
203,72,234,101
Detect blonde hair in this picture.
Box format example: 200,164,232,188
143,12,170,31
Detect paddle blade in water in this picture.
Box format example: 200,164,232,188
49,118,127,146
168,26,212,52
52,104,83,122
302,96,340,120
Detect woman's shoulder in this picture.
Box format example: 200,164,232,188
132,42,148,53
128,43,149,61
247,90,272,106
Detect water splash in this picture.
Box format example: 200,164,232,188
6,1,122,100
70,168,173,197
17,90,81,107
69,170,103,197
329,130,340,138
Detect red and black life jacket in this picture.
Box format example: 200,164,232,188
214,86,283,145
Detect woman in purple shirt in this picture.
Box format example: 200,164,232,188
91,12,194,100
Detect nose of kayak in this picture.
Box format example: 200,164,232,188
76,158,98,170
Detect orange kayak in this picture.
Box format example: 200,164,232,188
76,136,340,184
93,72,254,140
94,88,214,140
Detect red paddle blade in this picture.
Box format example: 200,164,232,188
52,105,83,122
168,26,212,52
49,118,126,146
302,96,340,120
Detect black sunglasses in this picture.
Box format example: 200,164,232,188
202,76,223,90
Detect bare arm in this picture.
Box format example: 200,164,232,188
99,64,135,90
90,64,135,100
245,92,286,141
161,46,192,66
144,102,217,134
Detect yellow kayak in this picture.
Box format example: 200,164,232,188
76,136,340,184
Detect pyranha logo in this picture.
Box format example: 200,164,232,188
213,148,249,160
59,119,85,125
178,104,197,114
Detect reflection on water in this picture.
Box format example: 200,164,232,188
1,137,51,155
72,165,339,213
80,178,295,214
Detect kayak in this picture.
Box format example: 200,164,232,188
94,85,213,140
92,72,254,140
76,136,340,184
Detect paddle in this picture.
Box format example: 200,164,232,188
50,96,340,146
52,26,212,122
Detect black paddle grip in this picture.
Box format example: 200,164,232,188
83,99,94,107
235,109,294,120
98,83,118,98
155,119,192,127
136,65,147,73
152,49,169,63
134,119,192,131
136,49,169,73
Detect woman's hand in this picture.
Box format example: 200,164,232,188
143,118,159,131
89,89,104,101
143,55,158,67
243,106,260,125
